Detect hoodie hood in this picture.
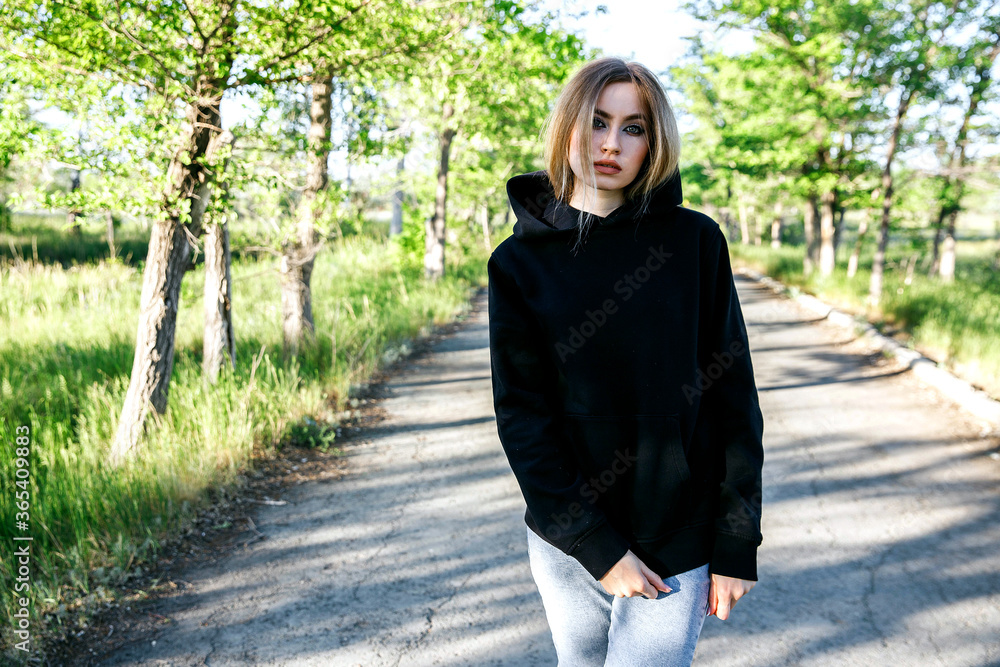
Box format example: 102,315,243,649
506,169,683,241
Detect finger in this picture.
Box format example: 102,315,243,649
716,594,732,621
641,564,671,593
706,581,717,616
641,579,658,600
729,580,753,604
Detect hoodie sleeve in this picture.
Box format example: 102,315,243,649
488,252,631,581
698,227,765,581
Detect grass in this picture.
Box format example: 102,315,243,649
1,213,150,268
0,218,491,661
728,236,1000,400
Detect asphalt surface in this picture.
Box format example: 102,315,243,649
99,275,1000,666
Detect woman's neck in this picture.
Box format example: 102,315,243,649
568,183,624,218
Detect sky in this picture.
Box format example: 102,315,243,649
543,0,752,72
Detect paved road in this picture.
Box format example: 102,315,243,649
101,275,1000,666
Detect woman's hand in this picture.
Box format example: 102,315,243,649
599,550,672,599
707,573,755,620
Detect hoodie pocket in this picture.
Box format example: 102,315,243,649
630,415,691,541
561,413,690,542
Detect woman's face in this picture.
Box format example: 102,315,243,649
568,81,650,200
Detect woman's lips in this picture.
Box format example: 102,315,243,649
594,161,622,175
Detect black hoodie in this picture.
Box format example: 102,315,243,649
488,170,764,583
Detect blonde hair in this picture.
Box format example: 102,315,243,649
543,57,681,248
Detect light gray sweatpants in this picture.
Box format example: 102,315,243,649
526,525,711,667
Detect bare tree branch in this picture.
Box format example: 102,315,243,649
202,0,238,55
180,0,208,44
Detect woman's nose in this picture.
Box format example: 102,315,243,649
601,131,621,154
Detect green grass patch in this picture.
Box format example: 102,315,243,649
1,213,150,268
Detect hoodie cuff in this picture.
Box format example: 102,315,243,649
709,532,760,581
569,521,631,581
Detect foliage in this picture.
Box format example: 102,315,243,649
674,0,998,218
396,0,592,217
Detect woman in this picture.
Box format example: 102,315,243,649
487,57,764,666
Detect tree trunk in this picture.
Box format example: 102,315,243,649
203,218,235,381
869,91,912,307
847,209,869,279
480,203,491,252
203,131,236,382
723,184,737,239
105,210,116,261
870,206,891,307
704,202,718,222
939,209,958,282
803,195,819,275
67,166,82,237
425,102,454,281
928,202,947,275
737,195,750,245
281,74,332,358
770,200,783,248
819,189,837,276
752,205,762,246
833,206,845,255
390,156,404,237
109,96,224,466
719,209,735,240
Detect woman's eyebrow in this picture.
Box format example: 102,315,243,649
594,108,647,122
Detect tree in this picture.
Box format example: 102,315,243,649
0,55,43,230
202,130,236,382
406,1,588,279
276,5,447,357
281,73,333,358
867,0,972,306
930,14,1000,281
2,0,408,464
682,0,879,276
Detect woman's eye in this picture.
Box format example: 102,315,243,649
592,117,606,129
625,124,644,136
